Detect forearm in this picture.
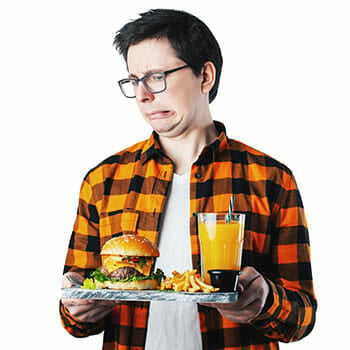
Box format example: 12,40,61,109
251,278,317,342
253,170,317,341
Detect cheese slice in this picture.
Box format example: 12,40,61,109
104,255,154,276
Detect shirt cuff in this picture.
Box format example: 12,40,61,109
251,278,281,326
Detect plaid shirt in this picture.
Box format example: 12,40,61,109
60,121,316,349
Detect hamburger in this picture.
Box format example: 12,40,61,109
89,235,164,290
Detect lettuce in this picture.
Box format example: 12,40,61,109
117,268,166,283
90,268,110,283
89,267,166,284
81,278,96,290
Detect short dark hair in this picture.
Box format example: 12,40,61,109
113,9,223,103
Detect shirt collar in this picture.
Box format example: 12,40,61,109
140,132,163,164
210,120,230,154
140,120,230,165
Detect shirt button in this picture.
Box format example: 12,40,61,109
195,173,201,179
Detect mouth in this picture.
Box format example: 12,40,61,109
145,110,173,120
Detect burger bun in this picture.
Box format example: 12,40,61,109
96,278,160,290
102,235,159,257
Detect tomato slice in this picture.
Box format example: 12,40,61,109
121,256,139,263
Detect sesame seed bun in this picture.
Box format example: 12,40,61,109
101,235,159,257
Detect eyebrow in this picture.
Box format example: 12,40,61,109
128,68,165,79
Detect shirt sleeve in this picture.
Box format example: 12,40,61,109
251,171,317,342
60,171,105,337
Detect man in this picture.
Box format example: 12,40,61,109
60,9,316,349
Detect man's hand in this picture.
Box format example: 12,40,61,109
61,272,117,323
201,266,270,324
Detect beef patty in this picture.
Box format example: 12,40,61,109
108,266,143,280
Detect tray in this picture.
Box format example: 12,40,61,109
61,287,238,303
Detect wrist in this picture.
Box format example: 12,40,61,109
260,280,273,315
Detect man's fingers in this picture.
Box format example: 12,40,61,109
70,305,115,323
238,267,261,290
218,298,263,324
62,298,116,308
61,298,92,306
87,307,116,323
199,267,270,324
62,272,84,288
66,304,101,317
62,278,73,288
199,302,216,308
86,299,117,306
62,299,117,323
233,276,263,310
69,304,113,318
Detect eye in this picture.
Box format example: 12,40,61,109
149,73,164,82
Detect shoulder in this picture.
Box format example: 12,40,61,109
227,138,293,184
83,139,148,184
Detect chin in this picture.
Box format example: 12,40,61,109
150,117,185,137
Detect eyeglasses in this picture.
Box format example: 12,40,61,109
118,64,189,98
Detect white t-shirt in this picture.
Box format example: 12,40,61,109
145,172,202,350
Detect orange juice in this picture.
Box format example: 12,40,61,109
198,214,245,284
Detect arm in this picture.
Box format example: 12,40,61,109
60,173,112,337
250,171,317,341
204,171,317,342
60,272,116,337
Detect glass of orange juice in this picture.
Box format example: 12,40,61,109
197,213,245,288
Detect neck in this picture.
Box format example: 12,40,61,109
158,121,217,175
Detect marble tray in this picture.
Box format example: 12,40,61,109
61,287,238,303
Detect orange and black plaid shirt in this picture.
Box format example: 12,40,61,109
60,121,316,349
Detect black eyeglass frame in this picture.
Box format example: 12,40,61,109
118,64,190,98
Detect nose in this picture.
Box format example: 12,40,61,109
135,83,155,103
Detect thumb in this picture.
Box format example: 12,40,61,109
62,272,84,288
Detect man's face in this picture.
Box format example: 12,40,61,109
126,38,207,139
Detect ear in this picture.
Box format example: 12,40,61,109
201,61,216,94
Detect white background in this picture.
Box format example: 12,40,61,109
0,1,349,349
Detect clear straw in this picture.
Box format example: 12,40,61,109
227,195,235,223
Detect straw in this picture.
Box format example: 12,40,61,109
227,196,235,223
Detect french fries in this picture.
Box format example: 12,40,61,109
161,269,219,293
